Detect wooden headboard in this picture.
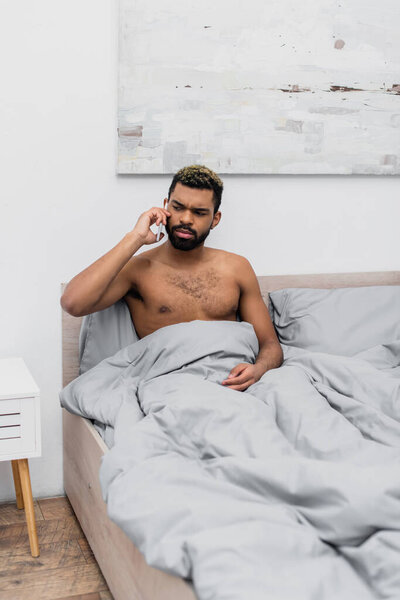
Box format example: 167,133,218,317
61,271,400,387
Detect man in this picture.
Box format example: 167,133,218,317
60,164,283,390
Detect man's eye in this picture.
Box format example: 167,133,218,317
173,205,182,211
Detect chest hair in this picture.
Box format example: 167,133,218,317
165,269,221,301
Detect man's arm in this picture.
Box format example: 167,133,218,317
222,257,283,391
60,206,170,317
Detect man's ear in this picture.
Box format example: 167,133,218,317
211,211,221,229
163,197,169,209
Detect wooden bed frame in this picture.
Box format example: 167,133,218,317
61,271,400,600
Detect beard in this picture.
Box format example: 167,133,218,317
165,221,212,251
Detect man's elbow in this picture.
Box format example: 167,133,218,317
60,293,84,317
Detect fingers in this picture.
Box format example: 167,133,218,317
134,206,171,245
158,207,171,224
148,207,171,227
156,210,169,226
224,376,254,391
223,373,247,385
224,382,251,391
221,363,258,391
228,363,247,378
221,364,249,386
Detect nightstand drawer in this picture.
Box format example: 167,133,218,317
0,397,36,457
0,425,21,439
0,413,21,427
0,399,23,415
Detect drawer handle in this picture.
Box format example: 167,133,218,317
0,415,22,427
0,424,21,440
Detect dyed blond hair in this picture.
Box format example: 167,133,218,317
168,165,223,213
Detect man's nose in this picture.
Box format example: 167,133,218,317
179,210,193,225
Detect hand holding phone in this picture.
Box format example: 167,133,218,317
131,207,170,245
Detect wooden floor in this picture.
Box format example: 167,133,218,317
0,495,113,600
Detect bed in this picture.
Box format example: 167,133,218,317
61,270,400,600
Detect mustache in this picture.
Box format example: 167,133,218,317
172,226,196,236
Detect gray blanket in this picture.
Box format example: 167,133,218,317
60,320,400,599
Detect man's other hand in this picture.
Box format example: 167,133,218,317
221,363,264,391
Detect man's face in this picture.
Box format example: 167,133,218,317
164,182,220,251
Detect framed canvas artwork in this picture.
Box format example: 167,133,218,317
118,0,400,174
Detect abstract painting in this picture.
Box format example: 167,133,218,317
118,0,400,174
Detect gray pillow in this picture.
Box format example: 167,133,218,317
269,285,400,356
79,299,139,374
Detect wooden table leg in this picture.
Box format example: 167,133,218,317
17,458,40,557
11,459,24,509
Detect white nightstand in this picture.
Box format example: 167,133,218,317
0,357,41,557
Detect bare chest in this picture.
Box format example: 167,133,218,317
126,266,240,321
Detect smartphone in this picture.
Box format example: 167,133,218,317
156,222,163,242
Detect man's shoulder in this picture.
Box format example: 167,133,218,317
124,249,154,287
208,248,252,270
128,247,154,267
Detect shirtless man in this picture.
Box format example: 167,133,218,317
60,165,283,391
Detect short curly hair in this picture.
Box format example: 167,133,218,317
168,165,223,214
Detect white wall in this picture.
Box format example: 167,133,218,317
0,0,398,502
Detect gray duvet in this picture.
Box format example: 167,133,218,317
60,320,400,599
